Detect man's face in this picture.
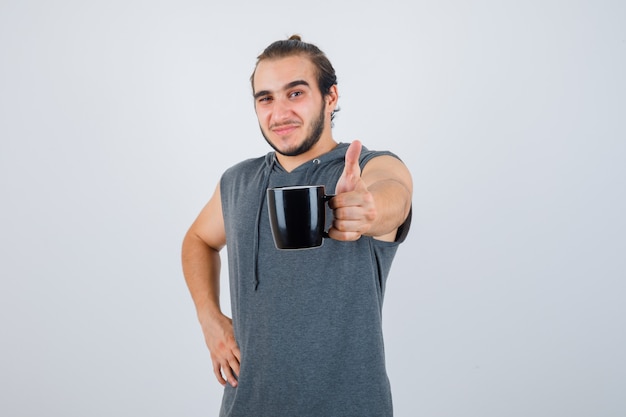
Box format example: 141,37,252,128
253,55,331,157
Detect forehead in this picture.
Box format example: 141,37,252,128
253,55,317,92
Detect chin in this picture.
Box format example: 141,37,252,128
265,136,302,156
262,124,321,157
276,145,304,157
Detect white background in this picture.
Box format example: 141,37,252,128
1,1,625,416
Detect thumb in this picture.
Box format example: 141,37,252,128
335,140,362,194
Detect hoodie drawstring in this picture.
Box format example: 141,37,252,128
251,155,324,291
252,153,276,290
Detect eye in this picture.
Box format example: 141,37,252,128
257,96,272,103
289,90,303,98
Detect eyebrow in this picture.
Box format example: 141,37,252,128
253,80,311,100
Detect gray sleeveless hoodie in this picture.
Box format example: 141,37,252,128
219,142,410,417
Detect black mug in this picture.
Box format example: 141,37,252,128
266,185,334,249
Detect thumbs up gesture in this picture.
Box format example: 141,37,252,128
328,140,377,241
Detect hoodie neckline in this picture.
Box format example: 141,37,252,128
267,142,349,173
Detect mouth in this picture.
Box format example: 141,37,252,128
271,123,300,136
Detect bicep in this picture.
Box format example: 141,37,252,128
361,155,413,198
187,183,227,251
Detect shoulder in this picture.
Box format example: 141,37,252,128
358,145,404,168
223,155,267,175
221,154,270,185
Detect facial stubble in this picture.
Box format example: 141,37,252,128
260,101,326,157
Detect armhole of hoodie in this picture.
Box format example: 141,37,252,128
359,150,412,244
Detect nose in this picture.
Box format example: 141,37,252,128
270,97,293,125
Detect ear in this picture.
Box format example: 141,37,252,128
325,84,339,114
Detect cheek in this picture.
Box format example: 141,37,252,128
255,106,270,123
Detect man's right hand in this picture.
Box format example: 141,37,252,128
201,313,241,387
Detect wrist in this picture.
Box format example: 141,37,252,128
196,303,224,327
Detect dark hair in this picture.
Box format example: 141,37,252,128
251,34,340,122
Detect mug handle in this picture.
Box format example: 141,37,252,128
322,194,335,238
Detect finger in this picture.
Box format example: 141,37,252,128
221,360,238,387
342,140,362,183
335,140,363,195
332,205,364,222
213,361,227,386
333,216,371,234
327,227,362,242
229,354,241,377
330,184,372,209
233,345,242,364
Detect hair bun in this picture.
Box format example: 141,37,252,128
288,34,302,41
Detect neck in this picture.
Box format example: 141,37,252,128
275,137,338,172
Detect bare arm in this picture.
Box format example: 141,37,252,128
181,183,241,387
330,140,413,242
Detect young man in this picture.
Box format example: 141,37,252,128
182,35,413,417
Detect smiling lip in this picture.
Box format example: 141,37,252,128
272,124,299,136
